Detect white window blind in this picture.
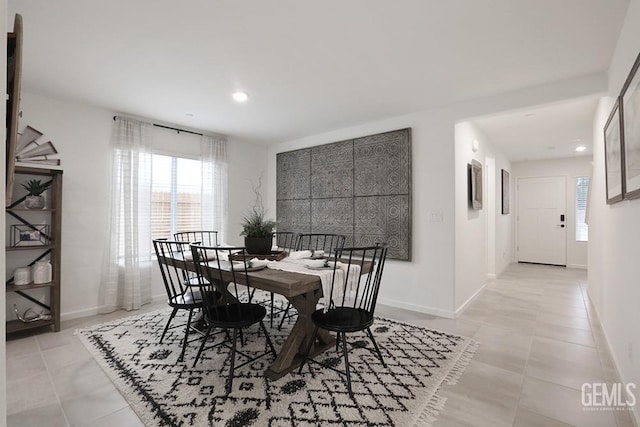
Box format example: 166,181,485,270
576,176,589,242
151,154,202,240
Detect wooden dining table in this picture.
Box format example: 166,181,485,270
163,254,336,380
243,266,336,379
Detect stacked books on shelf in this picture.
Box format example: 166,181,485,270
14,125,60,167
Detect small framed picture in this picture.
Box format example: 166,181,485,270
501,169,510,214
11,224,49,247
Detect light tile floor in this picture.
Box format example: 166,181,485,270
5,263,638,426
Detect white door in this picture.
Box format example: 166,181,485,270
517,176,566,266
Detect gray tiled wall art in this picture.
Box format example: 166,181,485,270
276,128,411,260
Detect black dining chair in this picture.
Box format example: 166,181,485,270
298,244,389,398
153,239,210,362
190,245,277,394
277,233,346,330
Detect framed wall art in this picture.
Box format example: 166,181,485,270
276,128,412,260
604,98,624,204
468,159,483,210
621,51,640,199
501,169,510,214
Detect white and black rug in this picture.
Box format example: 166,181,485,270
77,297,477,426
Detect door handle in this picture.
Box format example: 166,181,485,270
556,224,565,228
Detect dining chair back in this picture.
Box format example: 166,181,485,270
153,239,205,362
174,230,219,246
190,245,276,394
264,231,296,327
295,233,346,255
298,243,389,397
272,231,296,254
277,233,347,330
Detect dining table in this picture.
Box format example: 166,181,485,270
164,252,337,380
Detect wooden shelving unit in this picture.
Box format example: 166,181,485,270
5,165,63,334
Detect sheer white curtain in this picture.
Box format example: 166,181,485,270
201,134,228,243
99,117,154,313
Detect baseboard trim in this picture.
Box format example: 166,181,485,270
455,283,487,318
376,297,455,319
61,294,166,322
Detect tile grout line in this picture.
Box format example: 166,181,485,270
35,334,72,427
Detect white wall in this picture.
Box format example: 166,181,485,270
512,156,592,269
10,91,268,320
589,0,640,422
454,122,512,311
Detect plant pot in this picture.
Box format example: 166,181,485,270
24,195,45,209
244,237,272,255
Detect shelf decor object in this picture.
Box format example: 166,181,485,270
10,224,49,247
14,125,60,167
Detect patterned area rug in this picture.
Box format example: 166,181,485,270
77,296,477,426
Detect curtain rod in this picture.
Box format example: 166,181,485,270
112,115,203,136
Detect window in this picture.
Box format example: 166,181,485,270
576,176,589,242
151,154,202,240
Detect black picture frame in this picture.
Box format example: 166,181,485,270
621,51,640,200
10,224,49,247
501,169,510,214
468,160,483,210
604,98,624,204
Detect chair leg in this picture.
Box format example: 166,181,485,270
335,332,341,353
297,324,320,374
366,327,386,368
192,324,213,367
278,303,292,331
341,332,353,398
259,320,277,356
226,328,239,395
178,309,194,362
270,292,275,328
160,307,178,343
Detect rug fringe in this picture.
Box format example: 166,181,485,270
412,339,479,427
413,394,447,426
444,339,479,386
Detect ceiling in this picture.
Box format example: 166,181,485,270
7,0,629,150
471,96,601,162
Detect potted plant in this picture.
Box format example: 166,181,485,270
21,179,50,209
240,178,276,255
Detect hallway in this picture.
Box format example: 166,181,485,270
5,263,637,426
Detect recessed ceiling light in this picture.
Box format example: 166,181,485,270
575,145,587,152
232,91,249,103
185,113,194,117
